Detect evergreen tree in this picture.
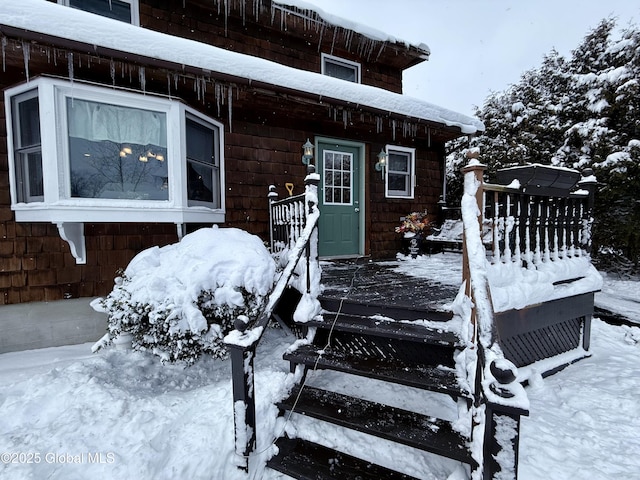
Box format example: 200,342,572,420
446,18,640,273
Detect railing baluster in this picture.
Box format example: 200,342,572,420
504,193,513,264
513,194,523,267
542,197,551,263
493,191,501,263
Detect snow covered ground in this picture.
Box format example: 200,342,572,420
0,253,638,480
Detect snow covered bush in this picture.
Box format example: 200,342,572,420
92,227,276,364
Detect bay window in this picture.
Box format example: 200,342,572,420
5,77,225,263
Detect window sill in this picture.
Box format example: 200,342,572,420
12,203,225,264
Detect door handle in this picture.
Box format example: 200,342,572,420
354,208,360,213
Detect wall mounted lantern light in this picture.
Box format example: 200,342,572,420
301,139,314,165
375,148,388,179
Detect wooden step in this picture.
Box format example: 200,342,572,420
284,344,469,398
267,437,421,480
278,386,475,466
306,313,462,347
320,297,453,323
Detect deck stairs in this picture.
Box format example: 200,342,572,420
266,292,478,479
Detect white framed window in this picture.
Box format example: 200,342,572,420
11,89,44,203
321,54,361,83
58,0,140,26
385,145,415,199
5,77,225,262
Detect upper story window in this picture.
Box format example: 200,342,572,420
5,77,225,230
58,0,140,25
385,145,415,199
321,54,361,83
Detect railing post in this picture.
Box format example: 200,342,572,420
578,168,597,255
304,164,320,295
483,360,529,480
460,152,487,299
268,185,279,252
227,317,258,472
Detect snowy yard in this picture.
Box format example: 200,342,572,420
0,253,639,480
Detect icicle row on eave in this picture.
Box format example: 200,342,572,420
2,34,443,142
324,104,440,142
1,35,236,132
210,0,389,62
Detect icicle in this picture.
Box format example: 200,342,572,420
53,48,58,66
330,27,337,55
174,73,179,90
139,66,146,93
110,59,116,85
342,110,348,129
375,42,386,62
67,52,74,84
215,83,221,116
224,0,229,36
240,0,246,26
22,41,30,82
166,73,172,98
317,24,325,52
345,30,353,51
1,36,6,72
228,86,233,132
391,119,397,141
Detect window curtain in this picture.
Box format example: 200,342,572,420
67,98,167,147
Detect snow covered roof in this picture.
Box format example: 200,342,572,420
0,0,484,134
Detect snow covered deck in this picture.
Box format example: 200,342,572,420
320,258,459,315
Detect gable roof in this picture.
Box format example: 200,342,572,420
0,0,484,135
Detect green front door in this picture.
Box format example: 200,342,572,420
317,141,361,257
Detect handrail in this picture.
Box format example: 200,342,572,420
461,160,530,480
226,199,319,346
224,167,320,472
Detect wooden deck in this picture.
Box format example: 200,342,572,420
319,259,459,314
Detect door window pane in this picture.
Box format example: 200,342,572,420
323,150,353,205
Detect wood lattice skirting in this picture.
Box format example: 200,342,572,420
494,292,594,369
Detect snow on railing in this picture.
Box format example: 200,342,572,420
269,188,307,258
459,157,598,479
482,178,596,269
224,166,321,472
460,158,530,480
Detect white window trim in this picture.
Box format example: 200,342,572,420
321,53,362,84
57,0,140,26
5,77,225,263
384,145,416,199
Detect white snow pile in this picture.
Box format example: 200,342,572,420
92,227,276,364
487,256,603,312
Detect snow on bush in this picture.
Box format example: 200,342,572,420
92,227,276,364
